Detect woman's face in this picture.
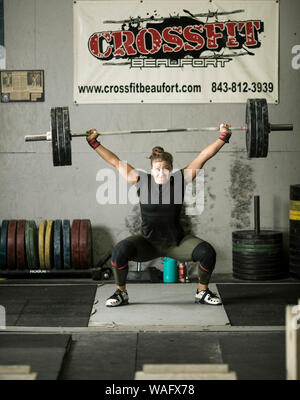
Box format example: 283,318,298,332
151,161,172,184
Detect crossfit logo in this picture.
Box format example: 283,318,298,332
88,9,264,68
95,165,204,215
0,305,6,330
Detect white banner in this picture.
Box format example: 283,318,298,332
74,0,278,104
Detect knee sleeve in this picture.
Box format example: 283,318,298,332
192,241,216,273
111,239,137,271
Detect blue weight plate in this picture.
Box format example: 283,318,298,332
53,220,63,269
63,220,71,269
0,220,9,269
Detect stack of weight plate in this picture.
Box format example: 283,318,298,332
0,220,39,270
232,196,286,281
38,219,72,270
289,184,300,278
0,219,93,272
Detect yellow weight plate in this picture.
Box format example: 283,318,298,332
290,213,300,221
290,200,300,211
38,220,47,269
45,220,54,269
290,210,300,217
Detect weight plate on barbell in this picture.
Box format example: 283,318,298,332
56,108,66,167
0,220,9,269
260,98,269,157
63,220,71,269
246,99,256,158
63,107,72,166
51,108,60,167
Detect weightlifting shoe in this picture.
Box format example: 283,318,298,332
105,289,129,307
195,288,222,306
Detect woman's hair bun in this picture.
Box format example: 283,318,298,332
151,146,164,156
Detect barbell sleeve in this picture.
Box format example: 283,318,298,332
269,123,293,131
24,134,48,142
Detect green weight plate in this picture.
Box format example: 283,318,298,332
63,107,72,166
233,270,286,281
246,99,257,158
51,108,60,166
233,266,285,276
232,230,283,241
233,262,283,272
233,242,282,251
25,221,39,269
232,256,282,266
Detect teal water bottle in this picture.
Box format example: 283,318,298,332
163,257,178,283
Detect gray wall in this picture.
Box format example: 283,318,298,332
1,0,300,275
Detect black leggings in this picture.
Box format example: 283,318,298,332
111,234,216,286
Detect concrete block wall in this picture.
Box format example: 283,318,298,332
0,0,299,274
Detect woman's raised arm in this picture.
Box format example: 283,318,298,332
86,129,139,185
182,123,232,182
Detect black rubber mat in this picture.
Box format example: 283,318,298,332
0,334,71,380
217,283,300,326
60,331,285,380
0,284,97,327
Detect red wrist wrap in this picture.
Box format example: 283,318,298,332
88,138,100,150
219,132,231,143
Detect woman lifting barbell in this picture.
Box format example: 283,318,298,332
86,123,232,307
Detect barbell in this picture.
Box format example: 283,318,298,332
24,98,293,167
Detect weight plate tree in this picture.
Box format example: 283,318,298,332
232,196,286,280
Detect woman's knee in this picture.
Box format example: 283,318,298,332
111,239,137,267
191,241,216,271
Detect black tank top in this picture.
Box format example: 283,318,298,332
136,169,187,246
